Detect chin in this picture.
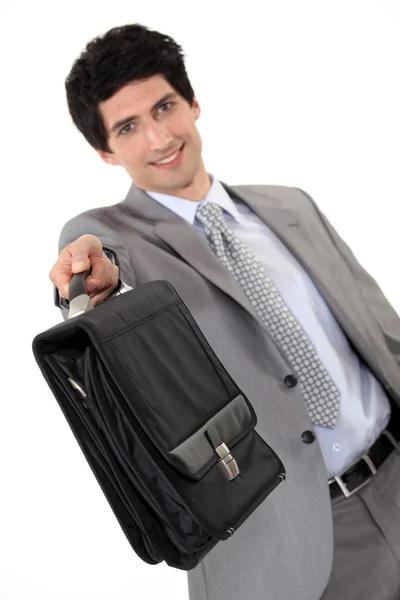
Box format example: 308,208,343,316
161,171,195,191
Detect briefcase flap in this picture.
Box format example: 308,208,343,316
34,280,257,482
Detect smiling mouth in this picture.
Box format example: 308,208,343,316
151,144,184,166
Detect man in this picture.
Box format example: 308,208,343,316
49,23,400,600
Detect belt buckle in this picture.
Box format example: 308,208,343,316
333,454,377,498
331,429,400,499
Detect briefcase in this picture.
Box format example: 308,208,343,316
32,274,285,570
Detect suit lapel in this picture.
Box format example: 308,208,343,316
227,184,379,361
123,183,262,323
224,183,339,282
225,183,354,310
230,183,346,296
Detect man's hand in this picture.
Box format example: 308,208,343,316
49,234,119,306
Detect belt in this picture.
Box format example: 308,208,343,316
329,429,400,500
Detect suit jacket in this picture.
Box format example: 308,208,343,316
58,182,400,600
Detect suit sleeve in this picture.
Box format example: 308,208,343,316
55,212,136,321
297,188,400,368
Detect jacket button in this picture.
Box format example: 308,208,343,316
284,374,298,388
302,430,315,444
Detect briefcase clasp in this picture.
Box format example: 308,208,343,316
205,425,240,481
215,442,240,481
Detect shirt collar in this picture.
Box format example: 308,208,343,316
145,175,241,225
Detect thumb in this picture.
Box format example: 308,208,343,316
70,234,103,273
71,258,91,273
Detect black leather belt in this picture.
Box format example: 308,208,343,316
329,429,400,500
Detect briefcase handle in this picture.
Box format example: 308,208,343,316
68,268,94,319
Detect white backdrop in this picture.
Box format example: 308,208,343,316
1,1,399,599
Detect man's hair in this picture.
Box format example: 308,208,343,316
65,24,195,152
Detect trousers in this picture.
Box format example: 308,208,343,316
321,447,400,600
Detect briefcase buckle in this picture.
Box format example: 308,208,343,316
215,442,240,481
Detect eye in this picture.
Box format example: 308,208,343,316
120,122,135,135
158,102,173,113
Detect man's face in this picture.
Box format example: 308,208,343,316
98,74,205,196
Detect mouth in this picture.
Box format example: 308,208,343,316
151,144,184,169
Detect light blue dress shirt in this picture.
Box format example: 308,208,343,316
142,177,391,478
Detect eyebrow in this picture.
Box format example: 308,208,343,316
108,92,178,134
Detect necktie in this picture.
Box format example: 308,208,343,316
196,202,341,428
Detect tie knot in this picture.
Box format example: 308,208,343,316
196,202,226,231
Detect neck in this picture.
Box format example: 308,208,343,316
175,169,212,202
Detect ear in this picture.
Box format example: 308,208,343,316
97,149,120,166
191,97,201,121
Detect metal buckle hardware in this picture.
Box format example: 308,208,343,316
331,428,400,498
214,442,240,481
333,454,377,498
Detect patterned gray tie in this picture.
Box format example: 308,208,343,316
196,201,341,428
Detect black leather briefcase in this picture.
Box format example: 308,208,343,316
32,275,285,570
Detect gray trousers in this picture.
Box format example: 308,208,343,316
321,447,400,600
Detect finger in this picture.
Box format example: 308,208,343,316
70,234,103,273
49,261,73,299
89,282,119,306
85,263,119,295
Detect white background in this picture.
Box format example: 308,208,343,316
1,1,399,598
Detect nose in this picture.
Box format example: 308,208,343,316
144,119,172,151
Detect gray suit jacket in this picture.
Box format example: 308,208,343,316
58,182,400,600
